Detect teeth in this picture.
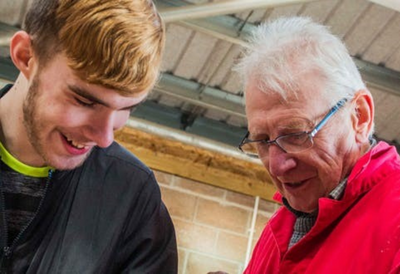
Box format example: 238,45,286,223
72,141,85,149
66,136,86,149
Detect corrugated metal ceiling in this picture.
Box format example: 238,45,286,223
1,0,400,150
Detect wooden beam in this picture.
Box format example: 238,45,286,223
159,0,318,22
115,126,277,202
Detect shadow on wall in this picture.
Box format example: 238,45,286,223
374,135,400,153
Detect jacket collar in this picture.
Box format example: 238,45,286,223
273,141,399,203
345,141,400,197
269,141,400,254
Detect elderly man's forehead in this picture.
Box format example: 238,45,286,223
245,65,330,100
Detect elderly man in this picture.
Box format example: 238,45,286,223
0,0,177,272
236,17,400,273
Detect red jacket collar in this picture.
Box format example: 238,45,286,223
273,141,399,203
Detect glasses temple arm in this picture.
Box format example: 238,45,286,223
310,98,348,137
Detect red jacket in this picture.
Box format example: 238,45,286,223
244,142,400,274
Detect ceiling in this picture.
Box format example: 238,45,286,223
1,0,400,155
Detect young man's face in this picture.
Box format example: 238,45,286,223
23,53,147,170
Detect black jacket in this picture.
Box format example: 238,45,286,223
0,85,178,273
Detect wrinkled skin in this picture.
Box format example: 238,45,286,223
245,74,371,213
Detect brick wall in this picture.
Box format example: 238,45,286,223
154,170,280,274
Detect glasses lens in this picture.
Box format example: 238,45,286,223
277,132,313,153
239,142,259,158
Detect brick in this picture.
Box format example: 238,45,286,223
196,199,250,234
253,213,269,241
160,187,197,220
215,231,248,262
174,177,225,199
174,219,217,253
258,198,279,214
153,170,174,186
243,213,270,263
186,253,240,274
178,248,187,274
225,191,255,209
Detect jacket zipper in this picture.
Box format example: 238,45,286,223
0,169,53,270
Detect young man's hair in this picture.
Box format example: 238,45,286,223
24,0,165,96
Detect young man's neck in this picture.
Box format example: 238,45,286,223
0,74,45,167
0,121,4,148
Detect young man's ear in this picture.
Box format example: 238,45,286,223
351,90,374,144
9,31,36,80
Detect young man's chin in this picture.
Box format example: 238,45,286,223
48,152,92,171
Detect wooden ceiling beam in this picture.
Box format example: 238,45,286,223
115,126,277,202
158,0,318,22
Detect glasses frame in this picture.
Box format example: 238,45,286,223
238,98,349,158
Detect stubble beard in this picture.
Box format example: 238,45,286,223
22,75,91,170
22,74,49,166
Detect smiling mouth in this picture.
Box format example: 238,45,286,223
286,182,302,186
284,181,307,189
63,135,87,150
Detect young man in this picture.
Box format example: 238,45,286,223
236,17,400,273
0,0,177,272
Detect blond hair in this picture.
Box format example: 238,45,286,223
24,0,165,95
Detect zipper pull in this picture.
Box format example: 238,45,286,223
48,169,54,179
3,246,11,257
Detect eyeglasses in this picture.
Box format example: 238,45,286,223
238,98,349,158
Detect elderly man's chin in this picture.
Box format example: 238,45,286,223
287,197,318,213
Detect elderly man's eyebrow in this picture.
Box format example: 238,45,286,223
68,84,141,111
276,118,312,129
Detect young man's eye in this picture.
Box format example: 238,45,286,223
75,98,95,108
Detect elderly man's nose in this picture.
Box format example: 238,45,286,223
266,145,296,177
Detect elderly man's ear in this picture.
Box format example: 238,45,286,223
351,90,374,144
9,30,36,80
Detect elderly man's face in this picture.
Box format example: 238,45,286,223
245,75,360,213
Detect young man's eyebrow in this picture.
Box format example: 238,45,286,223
68,84,141,111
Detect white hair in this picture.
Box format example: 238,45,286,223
235,17,366,105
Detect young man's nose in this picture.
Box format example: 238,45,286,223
87,113,115,148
